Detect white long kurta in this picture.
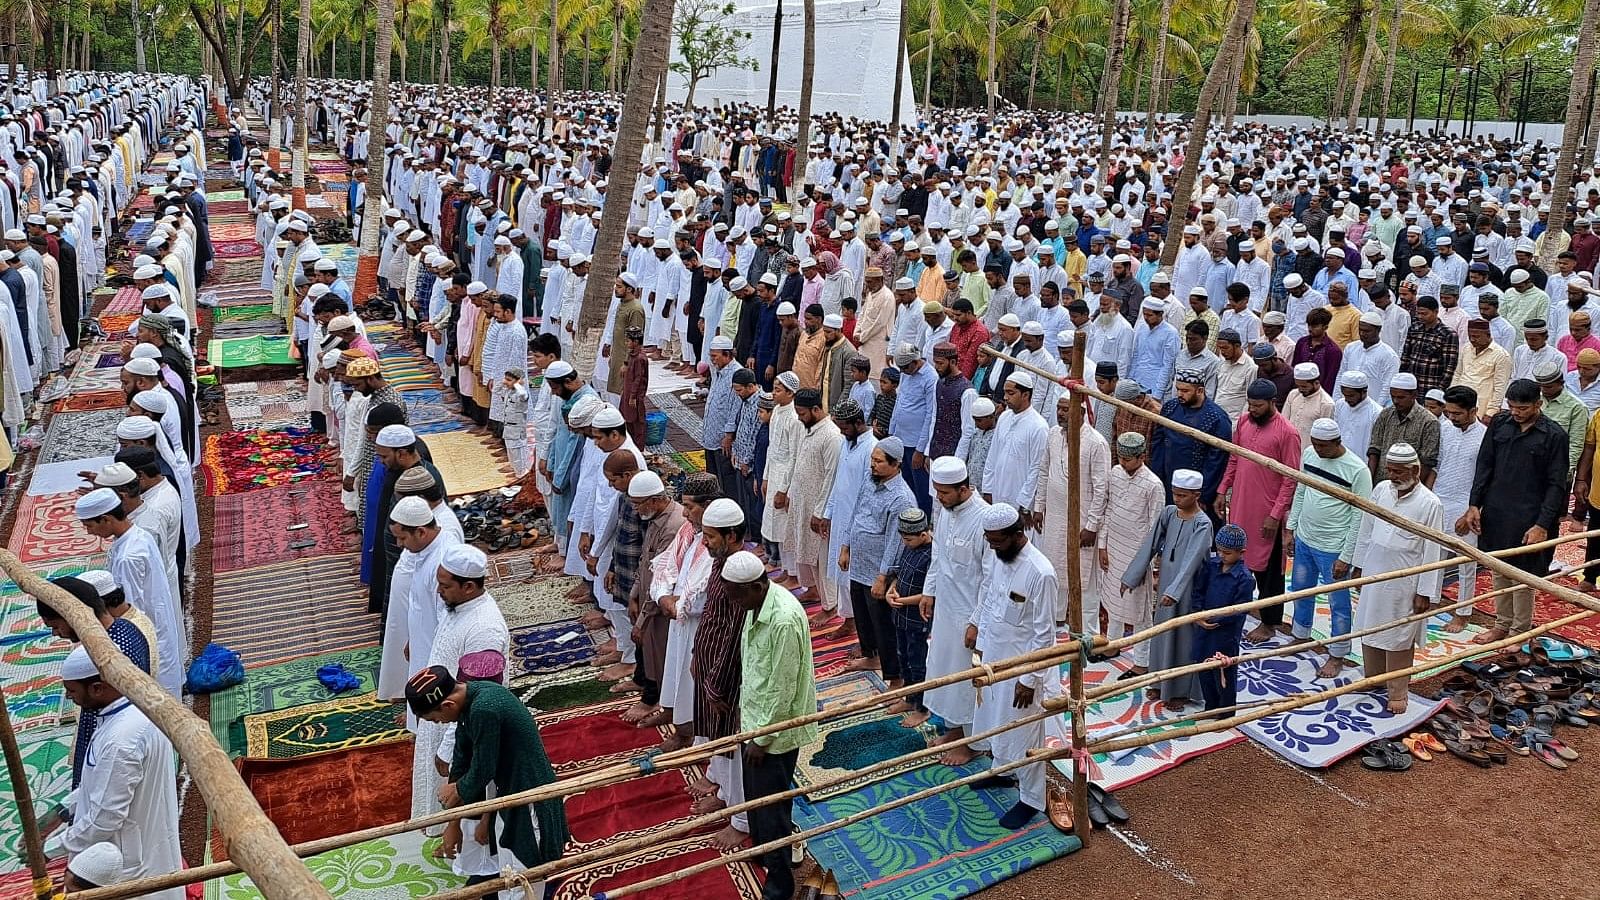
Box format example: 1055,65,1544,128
789,419,843,566
109,527,182,696
983,407,1049,510
57,701,183,900
760,403,804,547
1096,464,1166,623
1352,481,1445,651
969,540,1058,811
651,521,714,722
923,493,991,728
1034,425,1111,624
131,481,184,601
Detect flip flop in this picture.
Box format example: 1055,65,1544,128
1400,735,1433,761
1437,734,1493,767
1359,740,1413,771
1526,636,1589,663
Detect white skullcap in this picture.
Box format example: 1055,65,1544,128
776,371,801,392
440,543,489,578
971,398,997,417
894,277,915,290
129,343,161,361
628,470,666,498
78,570,117,597
2,228,23,241
776,302,797,316
321,348,344,369
568,253,591,266
1409,255,1428,268
115,416,158,440
1282,274,1304,289
389,495,436,527
620,272,641,290
998,313,1022,328
61,644,100,681
467,280,489,295
981,502,1021,531
1509,269,1529,285
544,361,576,379
1022,321,1045,336
1358,310,1384,327
133,264,164,280
328,315,357,332
1310,418,1342,441
721,550,767,584
1338,371,1369,390
68,841,125,886
140,284,172,300
95,462,137,488
728,277,749,292
703,497,746,528
1390,372,1419,391
823,314,845,329
1141,297,1166,312
494,235,512,247
406,229,428,241
569,395,605,427
307,284,332,299
75,488,121,519
1385,442,1420,465
1007,371,1035,390
122,358,160,378
1292,362,1320,381
709,335,735,351
376,424,417,448
592,406,626,429
1171,469,1204,490
931,456,968,485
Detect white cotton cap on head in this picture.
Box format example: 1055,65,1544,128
1310,418,1342,441
628,471,666,498
1385,442,1420,465
61,645,100,681
971,398,997,417
930,456,968,485
376,424,417,448
389,495,436,527
981,502,1020,530
1292,363,1320,381
95,462,137,488
75,488,121,519
1338,371,1368,390
123,358,160,378
592,406,625,429
440,543,489,578
1390,372,1418,391
115,416,158,439
544,361,575,379
1171,469,1203,490
703,497,745,528
78,570,117,597
722,551,766,583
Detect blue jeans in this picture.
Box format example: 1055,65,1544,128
1290,537,1352,657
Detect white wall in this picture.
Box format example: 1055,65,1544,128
666,0,917,127
1120,111,1566,145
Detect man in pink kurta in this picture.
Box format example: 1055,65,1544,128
1215,379,1302,637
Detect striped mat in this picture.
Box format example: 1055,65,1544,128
211,553,379,669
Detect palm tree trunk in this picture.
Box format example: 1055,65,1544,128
1026,34,1040,109
890,0,907,133
796,0,815,189
577,0,675,376
547,0,560,99
528,28,536,90
1330,33,1352,126
1346,0,1381,128
583,30,591,89
1160,0,1257,269
489,0,501,98
652,68,667,145
1131,58,1145,116
613,0,626,92
292,0,311,208
233,0,244,75
986,0,997,114
437,0,451,83
1146,0,1173,130
1223,50,1243,130
1583,81,1600,168
398,0,409,84
1539,0,1600,269
1098,0,1131,174
131,0,146,71
1055,52,1065,108
923,40,935,119
1376,0,1401,134
356,0,397,301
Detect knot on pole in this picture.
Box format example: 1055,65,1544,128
1207,651,1237,668
632,753,658,775
1075,633,1093,670
500,865,541,898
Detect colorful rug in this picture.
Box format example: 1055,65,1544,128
212,302,278,323
0,859,66,899
97,312,141,336
509,619,600,677
211,478,354,571
494,576,587,630
103,285,145,314
64,361,126,395
204,832,463,899
208,647,384,750
38,408,126,464
233,740,413,854
551,833,764,900
421,432,513,496
1045,654,1246,792
202,427,339,495
223,379,311,431
207,335,296,368
398,388,464,435
795,761,1081,900
0,726,73,878
1234,631,1447,768
211,553,380,668
55,389,126,412
233,691,406,759
215,238,266,259
7,492,107,564
795,708,939,801
539,697,665,774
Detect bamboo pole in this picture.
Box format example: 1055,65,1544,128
1061,333,1090,836
0,696,53,900
0,552,334,900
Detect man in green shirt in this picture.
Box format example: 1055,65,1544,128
1534,362,1586,483
408,667,570,886
723,550,818,900
1287,418,1375,679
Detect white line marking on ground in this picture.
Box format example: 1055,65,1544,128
1249,740,1368,807
1108,824,1197,885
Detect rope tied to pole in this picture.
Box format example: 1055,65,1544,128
1074,632,1093,670
632,753,657,775
498,866,540,899
974,660,999,704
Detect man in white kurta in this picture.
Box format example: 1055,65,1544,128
760,373,805,562
1034,397,1111,625
1350,443,1444,714
76,489,183,697
650,474,718,734
1433,390,1486,633
789,394,844,622
967,503,1058,828
1096,433,1167,670
923,457,990,765
53,647,183,900
982,372,1050,510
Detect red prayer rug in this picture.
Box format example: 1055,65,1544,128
225,740,414,858
211,477,355,572
7,493,106,564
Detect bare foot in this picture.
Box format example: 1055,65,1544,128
1165,698,1191,713
691,794,727,815
900,708,931,728
1442,616,1469,634
599,663,636,683
588,650,622,668
712,825,749,852
533,542,559,554
1244,623,1276,643
688,777,716,797
620,701,653,724
930,728,964,747
638,707,672,727
807,610,837,629
1315,656,1348,679
594,639,617,655
537,557,567,574
609,679,641,694
660,729,692,752
1473,626,1510,645
884,698,915,714
566,583,592,601
1386,698,1409,715
1274,622,1293,635
939,744,976,766
581,613,610,630
845,656,880,672
827,620,858,640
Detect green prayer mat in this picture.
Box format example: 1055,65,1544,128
207,335,296,368
205,832,463,899
793,709,939,800
521,676,614,713
212,303,278,323
0,726,73,878
230,691,406,759
208,647,383,752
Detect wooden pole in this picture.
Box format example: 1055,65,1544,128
1062,332,1090,836
0,553,334,900
0,696,53,900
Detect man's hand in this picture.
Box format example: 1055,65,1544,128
579,534,593,557
1080,529,1097,548
438,821,462,860
343,475,356,492
473,815,491,846
1412,593,1431,614
437,781,461,809
774,491,788,510
1524,524,1548,545
919,595,935,621
722,434,733,454
870,575,887,600
1332,560,1350,579
1160,594,1177,608
1263,515,1281,539
1098,547,1110,571
886,583,902,606
913,450,927,470
604,572,615,594
661,595,680,617
584,554,598,576
744,742,767,766
1454,512,1472,535
838,546,851,572
1464,507,1483,535
1013,683,1036,709
1213,497,1228,521
964,624,978,648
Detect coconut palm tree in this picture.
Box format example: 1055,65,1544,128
356,0,396,301
291,0,311,208
1540,0,1600,269
796,0,815,188
906,0,982,115
1410,0,1545,127
1098,0,1131,171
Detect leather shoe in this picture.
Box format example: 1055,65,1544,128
1087,783,1129,823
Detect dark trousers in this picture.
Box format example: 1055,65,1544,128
901,461,932,514
1193,630,1241,710
1587,506,1600,584
309,411,327,434
296,339,309,367
742,747,800,900
850,580,901,679
710,448,740,503
1253,534,1287,628
893,608,930,707
740,470,765,539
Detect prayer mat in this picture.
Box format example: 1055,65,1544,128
103,285,144,314
38,408,125,465
551,834,763,900
522,676,614,713
0,859,65,899
794,709,939,800
539,698,665,774
0,726,73,878
814,669,889,708
509,656,602,696
26,458,108,495
234,691,406,759
1045,654,1245,792
208,647,383,749
648,391,705,446
211,478,354,571
509,619,600,678
97,312,141,336
235,740,413,852
795,761,1080,900
92,351,126,368
397,388,463,434
1233,631,1446,768
211,221,259,242
421,432,514,496
209,189,247,202
223,380,311,431
207,335,296,368
204,833,463,900
0,561,94,698
66,364,127,395
1293,598,1488,676
495,576,587,630
211,553,380,668
54,389,126,412
212,302,277,322
214,321,291,341
202,428,338,495
7,493,107,564
215,238,266,259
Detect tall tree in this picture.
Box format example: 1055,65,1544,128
1098,0,1132,175
1539,0,1600,269
356,0,397,301
985,0,997,113
796,0,814,189
766,0,783,119
292,0,312,209
1347,0,1382,128
890,0,907,137
1159,0,1257,269
576,0,677,377
1376,0,1402,133
668,0,756,109
1145,0,1173,130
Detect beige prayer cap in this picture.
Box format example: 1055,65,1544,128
395,466,437,493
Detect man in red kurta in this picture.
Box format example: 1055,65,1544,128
1214,378,1302,639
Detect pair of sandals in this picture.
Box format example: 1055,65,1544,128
1360,739,1415,771
1046,783,1129,832
794,869,841,900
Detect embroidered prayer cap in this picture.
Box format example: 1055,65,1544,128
133,390,170,416
709,336,736,352
981,502,1021,531
1309,418,1342,441
628,471,666,498
395,466,438,493
390,496,436,527
115,416,158,440
681,472,721,499
1385,442,1420,466
1533,361,1565,385
1389,372,1418,392
1116,431,1146,457
1580,348,1600,366
1174,369,1204,386
376,424,417,448
345,357,381,378
703,497,745,528
877,436,906,462
1171,469,1203,491
922,300,944,314
122,358,160,378
898,508,930,534
545,360,576,379
1215,524,1248,551
61,645,100,681
893,277,915,290
406,665,457,715
721,550,766,584
830,397,862,418
824,314,845,329
78,570,117,597
1292,362,1320,381
440,544,489,579
592,406,626,429
1021,321,1045,336
457,650,506,682
95,462,137,488
971,397,998,417
1338,371,1369,390
931,456,968,485
1358,310,1384,327
775,371,801,392
1262,311,1288,326
894,344,921,366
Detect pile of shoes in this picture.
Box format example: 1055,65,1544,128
453,490,551,552
796,869,840,900
1431,639,1599,770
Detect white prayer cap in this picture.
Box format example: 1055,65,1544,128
1022,321,1045,336
1310,417,1342,441
440,543,489,578
1509,268,1529,285
406,229,428,241
628,470,666,498
981,502,1021,531
494,235,512,247
78,570,117,597
592,406,625,429
95,462,137,488
1183,224,1201,235
1385,442,1420,466
1409,255,1428,268
307,284,332,299
1338,370,1369,390
998,313,1022,328
376,424,417,448
2,228,23,241
1282,273,1303,289
122,358,160,378
930,456,968,485
75,488,121,519
823,314,844,329
544,361,576,379
1292,362,1320,381
1171,469,1203,491
115,416,158,439
569,253,591,266
729,277,749,291
703,497,745,528
466,280,489,295
140,284,172,300
1389,372,1419,391
1151,272,1172,285
1006,371,1035,390
132,254,157,267
1358,310,1384,327
283,218,308,232
133,264,164,280
569,396,605,427
620,272,641,290
971,398,997,418
328,315,357,332
1262,311,1287,325
1188,287,1209,300
1140,297,1166,312
61,645,100,681
709,335,735,351
776,371,801,392
389,495,436,527
776,302,797,316
721,550,766,584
